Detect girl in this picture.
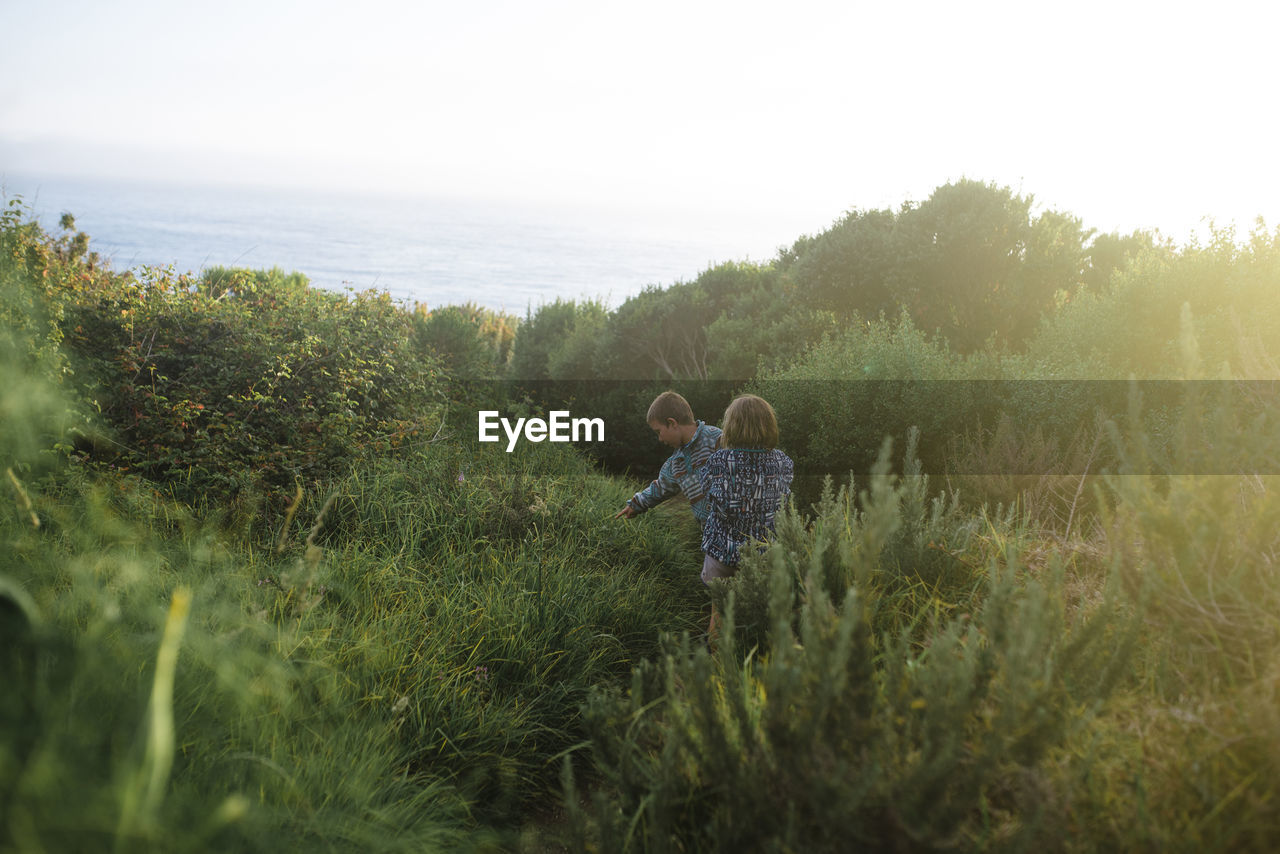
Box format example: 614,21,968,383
700,394,794,639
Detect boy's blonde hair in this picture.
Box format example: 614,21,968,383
720,394,779,449
647,391,695,426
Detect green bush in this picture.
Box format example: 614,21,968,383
749,311,992,500
57,260,443,502
702,262,836,381
567,441,1133,852
0,200,103,472
1055,354,1280,850
1025,223,1280,379
1,414,708,849
709,430,983,657
0,207,449,503
412,301,516,380
0,311,490,849
594,283,717,382
546,303,609,381
786,180,1100,353
508,298,607,381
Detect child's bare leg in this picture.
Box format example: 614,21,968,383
708,602,722,651
701,554,734,652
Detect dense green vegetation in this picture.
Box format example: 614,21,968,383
2,181,1279,851
499,181,1279,502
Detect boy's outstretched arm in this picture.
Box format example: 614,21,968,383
616,460,681,520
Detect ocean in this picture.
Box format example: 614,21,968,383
1,173,795,314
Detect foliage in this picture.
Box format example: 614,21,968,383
0,201,88,470
567,441,1134,852
787,205,902,323
291,441,706,810
546,302,608,381
508,298,606,381
1079,229,1156,292
1,388,706,851
1103,325,1280,678
42,245,444,501
1053,347,1280,850
944,412,1109,530
1,475,491,852
0,200,70,378
7,179,1280,851
200,264,311,299
701,261,836,381
786,180,1102,353
1025,223,1280,379
597,283,717,381
893,184,1087,351
749,311,990,499
412,301,517,380
714,430,983,656
0,299,484,849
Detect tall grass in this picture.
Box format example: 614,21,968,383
560,338,1280,851
3,197,712,850
1,420,706,851
567,437,1136,851
6,197,1280,851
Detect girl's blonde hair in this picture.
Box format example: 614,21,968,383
720,394,779,449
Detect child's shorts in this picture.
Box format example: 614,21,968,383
701,554,736,586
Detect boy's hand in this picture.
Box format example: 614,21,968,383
615,504,638,519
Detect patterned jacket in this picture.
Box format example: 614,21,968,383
627,421,723,524
700,447,794,566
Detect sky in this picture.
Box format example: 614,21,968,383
2,0,1278,244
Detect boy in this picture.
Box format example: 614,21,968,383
614,391,722,524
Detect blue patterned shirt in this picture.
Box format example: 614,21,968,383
627,421,723,524
700,447,794,566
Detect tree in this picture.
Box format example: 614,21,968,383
1082,229,1156,292
602,283,716,381
789,206,901,321
508,298,605,380
702,262,835,381
894,179,1090,352
413,302,517,379
546,303,608,380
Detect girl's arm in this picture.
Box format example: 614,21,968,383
703,453,729,519
778,452,795,495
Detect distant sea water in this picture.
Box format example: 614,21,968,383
2,173,794,313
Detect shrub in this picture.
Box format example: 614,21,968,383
0,323,488,850
567,440,1134,852
3,204,449,504
596,284,716,382
1061,340,1280,850
1025,223,1280,380
0,199,105,471
712,430,983,657
55,259,444,503
1,342,709,848
749,311,989,503
508,298,607,381
412,301,517,380
945,412,1110,532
